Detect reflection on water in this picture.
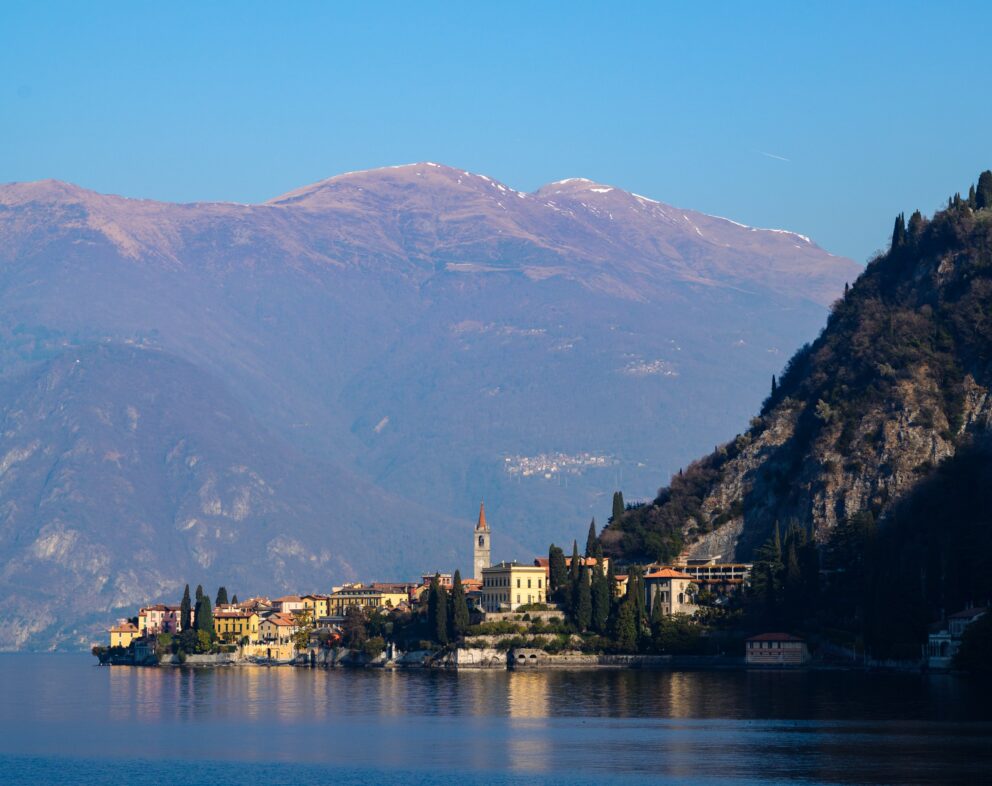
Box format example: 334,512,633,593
3,655,991,785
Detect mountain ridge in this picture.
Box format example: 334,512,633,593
0,162,857,649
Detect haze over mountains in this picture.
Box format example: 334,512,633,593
0,163,858,649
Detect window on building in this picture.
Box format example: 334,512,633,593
527,579,532,588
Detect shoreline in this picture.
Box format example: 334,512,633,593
90,647,936,675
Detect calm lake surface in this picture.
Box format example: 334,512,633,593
1,654,990,785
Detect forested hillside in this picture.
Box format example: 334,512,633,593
603,172,992,656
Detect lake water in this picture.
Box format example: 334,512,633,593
1,654,990,785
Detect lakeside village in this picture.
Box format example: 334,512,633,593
95,501,986,672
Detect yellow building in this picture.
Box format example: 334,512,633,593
301,594,330,621
109,620,140,648
259,613,298,644
213,611,260,642
328,587,388,615
481,562,547,612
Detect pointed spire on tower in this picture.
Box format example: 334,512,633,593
476,500,489,532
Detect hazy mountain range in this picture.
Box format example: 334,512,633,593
0,163,858,649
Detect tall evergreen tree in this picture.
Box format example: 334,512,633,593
752,523,785,623
567,540,581,613
908,209,925,238
548,544,568,600
231,594,239,606
649,586,666,639
611,491,625,523
435,585,449,645
771,374,778,397
215,586,229,607
180,584,192,632
977,170,992,210
450,570,470,639
195,584,204,603
627,565,647,636
585,519,598,557
591,558,610,633
569,540,581,585
427,575,448,645
614,599,638,652
576,567,592,631
194,594,213,636
891,212,906,248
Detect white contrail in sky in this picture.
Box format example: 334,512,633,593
758,150,791,162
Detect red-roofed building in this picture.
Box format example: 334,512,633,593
745,633,809,666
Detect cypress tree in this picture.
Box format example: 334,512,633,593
908,209,925,238
435,585,449,645
548,544,567,599
615,599,637,652
194,594,213,636
611,491,625,523
968,183,977,207
567,540,581,614
977,170,992,210
450,570,470,639
427,575,440,639
591,558,610,633
180,584,192,631
576,567,592,631
650,586,666,633
626,565,646,635
231,594,239,605
891,213,906,249
195,584,203,603
585,519,598,558
771,374,777,397
215,586,229,607
569,540,581,585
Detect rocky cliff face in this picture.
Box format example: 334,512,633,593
604,183,992,563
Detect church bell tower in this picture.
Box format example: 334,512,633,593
473,501,491,581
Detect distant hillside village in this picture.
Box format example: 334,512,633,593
97,500,986,672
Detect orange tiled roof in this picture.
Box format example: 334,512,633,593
644,568,693,580
264,613,297,627
110,622,139,633
476,500,489,532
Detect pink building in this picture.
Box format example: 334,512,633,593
138,604,183,635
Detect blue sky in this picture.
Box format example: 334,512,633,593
2,1,990,262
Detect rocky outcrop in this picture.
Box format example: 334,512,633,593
606,190,992,561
